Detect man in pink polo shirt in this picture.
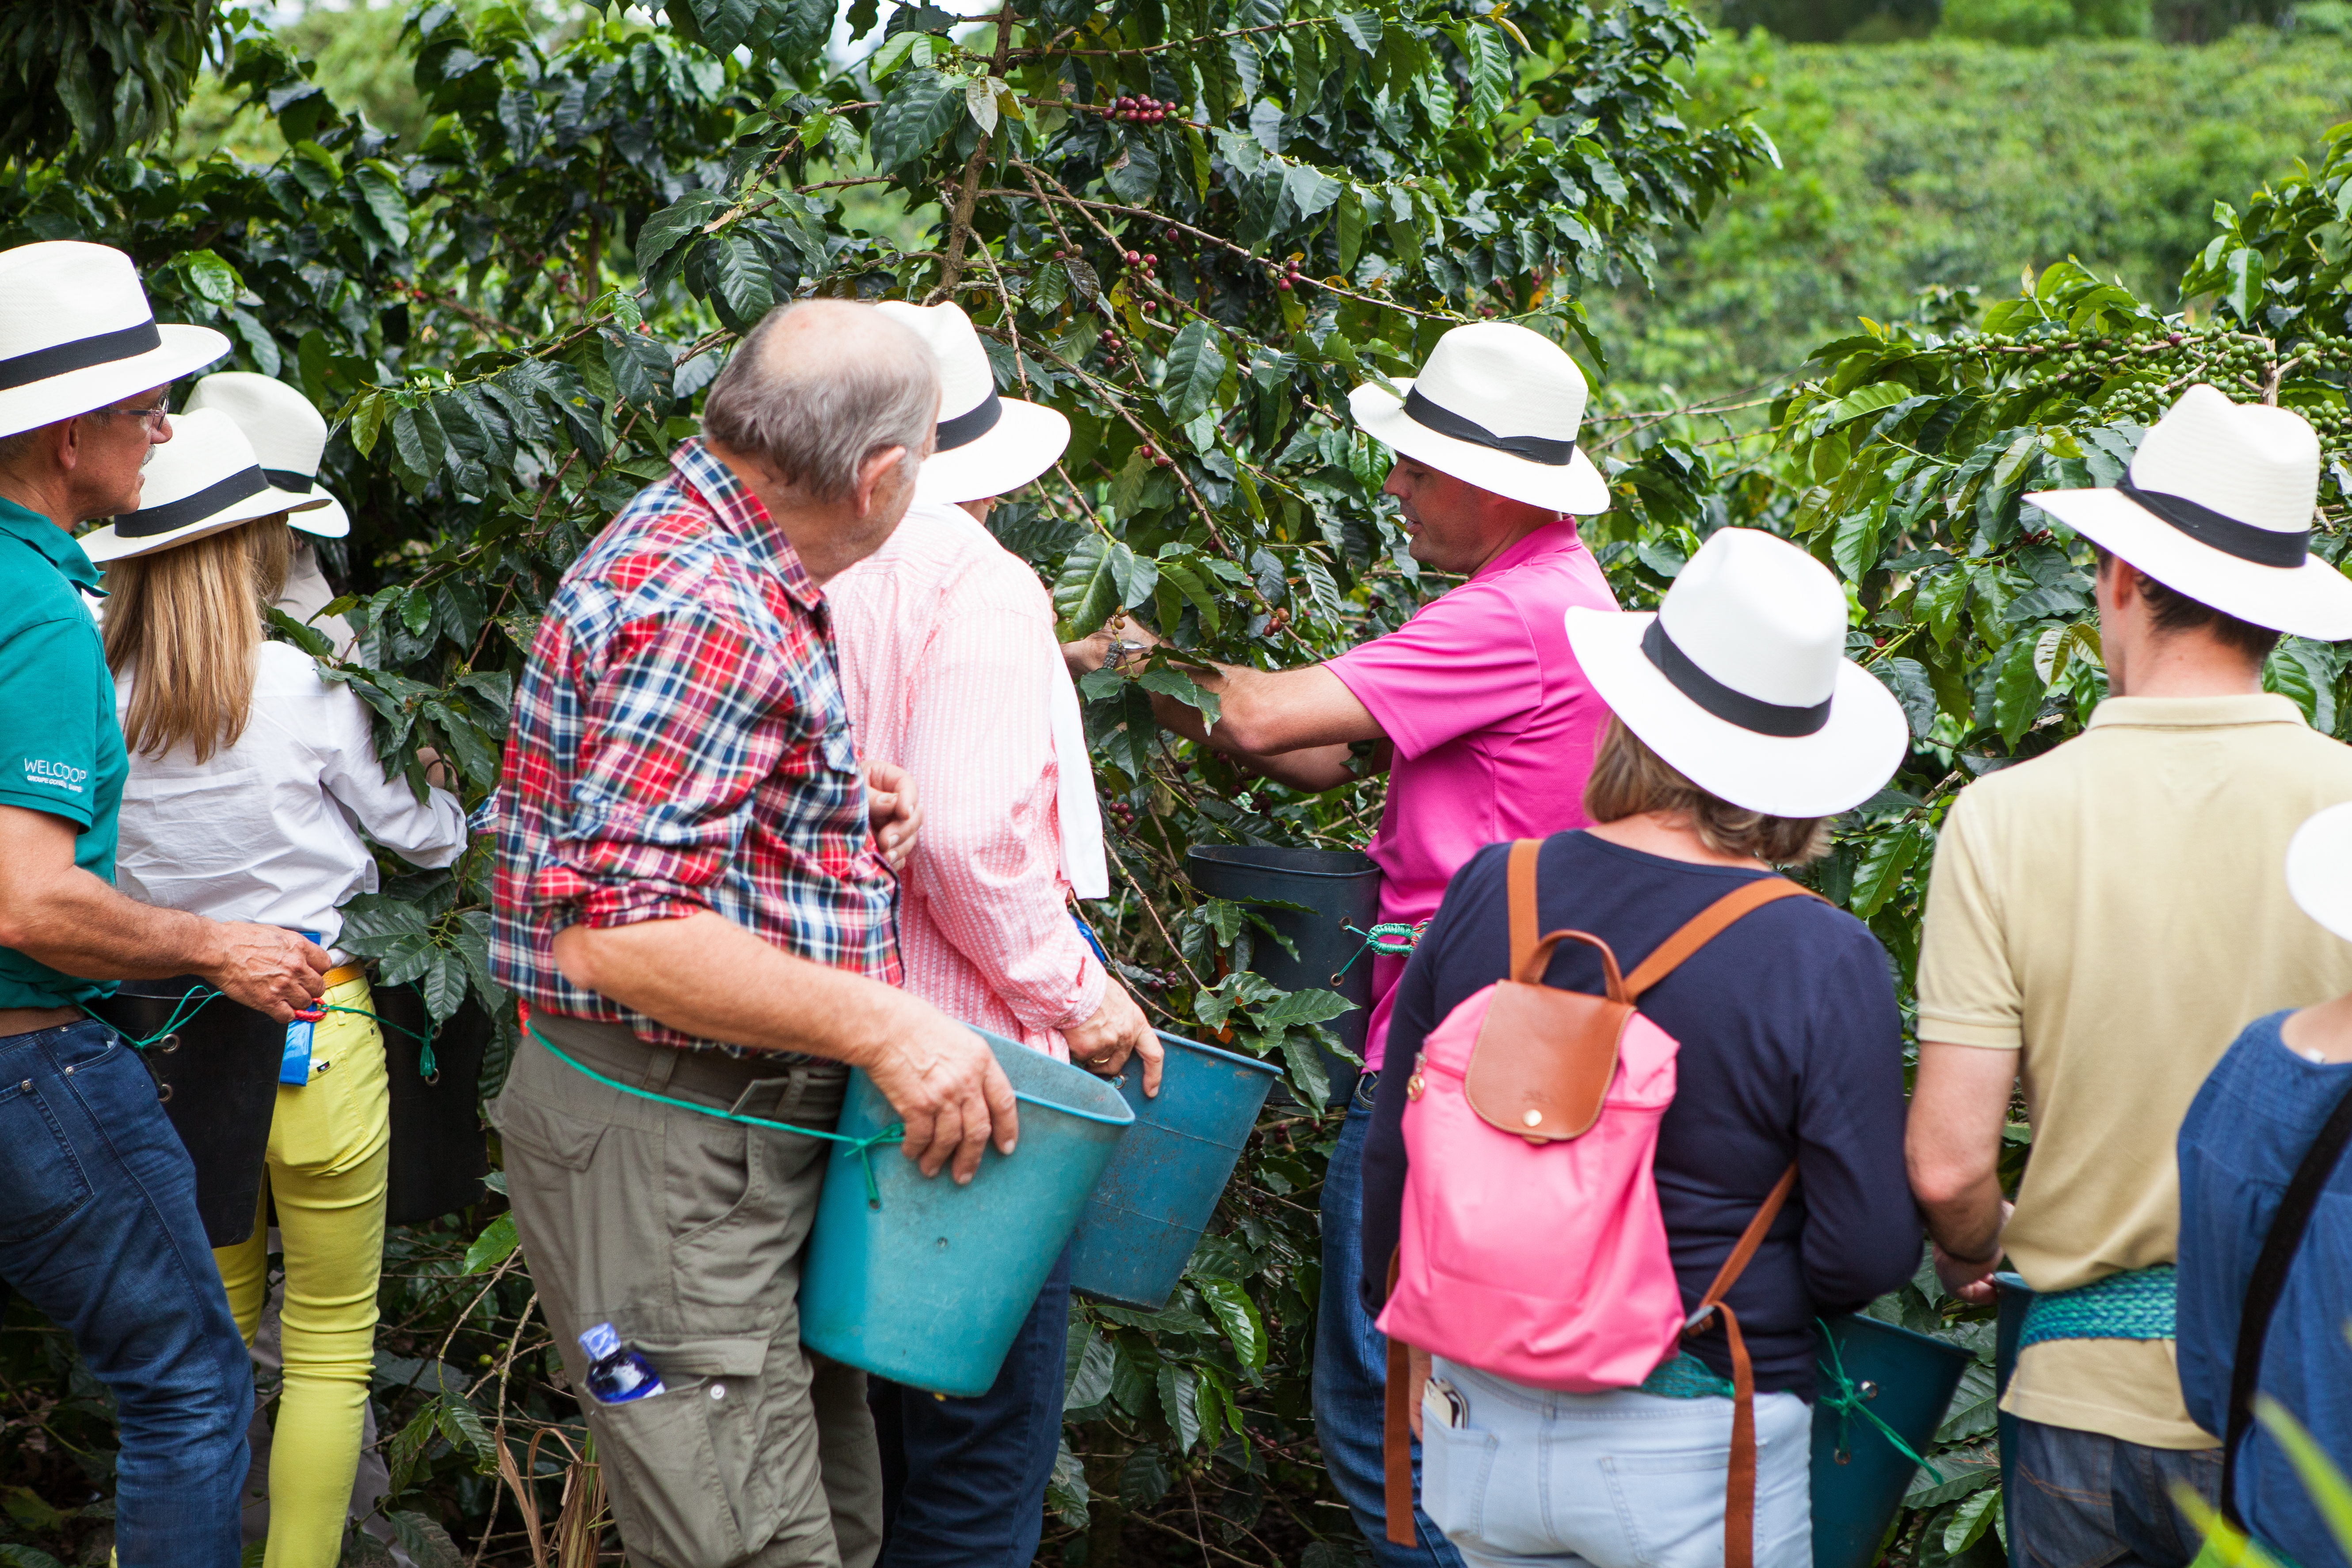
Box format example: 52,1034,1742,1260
1063,320,1618,1566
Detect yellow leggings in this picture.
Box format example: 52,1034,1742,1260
212,973,390,1568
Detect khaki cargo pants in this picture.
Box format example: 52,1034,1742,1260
490,1015,882,1568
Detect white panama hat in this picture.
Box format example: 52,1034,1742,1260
2285,801,2352,944
77,408,327,564
872,300,1070,504
1567,527,1908,819
182,372,351,539
0,241,229,439
2025,384,2352,640
1347,320,1612,516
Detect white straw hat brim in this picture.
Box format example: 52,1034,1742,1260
79,484,328,564
285,483,351,538
2026,485,2352,641
1567,606,1910,819
913,398,1071,504
1349,378,1611,516
0,324,230,439
2286,800,2352,944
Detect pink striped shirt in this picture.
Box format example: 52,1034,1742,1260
826,499,1104,1058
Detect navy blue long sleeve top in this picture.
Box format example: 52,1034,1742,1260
2177,1011,2352,1568
1358,831,1925,1398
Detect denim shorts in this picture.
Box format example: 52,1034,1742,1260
1422,1357,1812,1568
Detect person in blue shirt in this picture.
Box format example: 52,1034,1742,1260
2177,800,2352,1568
0,240,329,1567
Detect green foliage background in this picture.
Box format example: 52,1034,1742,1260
1592,28,2352,397
3,1,2352,1564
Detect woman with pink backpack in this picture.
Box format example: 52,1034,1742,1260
1359,527,1926,1568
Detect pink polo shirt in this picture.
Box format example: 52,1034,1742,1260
1326,519,1617,1069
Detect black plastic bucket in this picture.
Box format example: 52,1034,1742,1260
88,978,279,1248
374,984,492,1228
1185,845,1382,1105
1994,1269,2035,1566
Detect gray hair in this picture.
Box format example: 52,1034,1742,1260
0,423,45,465
701,301,938,503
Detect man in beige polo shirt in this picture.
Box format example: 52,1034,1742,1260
1909,385,2352,1566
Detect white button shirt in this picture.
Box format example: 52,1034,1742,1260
114,641,466,951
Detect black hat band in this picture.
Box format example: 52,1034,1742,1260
935,389,1003,453
0,320,163,392
262,466,316,493
2116,477,2310,569
116,466,274,539
1641,618,1832,739
1403,386,1576,466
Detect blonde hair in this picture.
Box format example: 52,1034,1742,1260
103,519,291,762
1582,715,1832,866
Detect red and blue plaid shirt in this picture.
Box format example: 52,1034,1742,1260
490,439,900,1054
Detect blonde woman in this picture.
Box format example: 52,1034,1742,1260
82,409,465,1568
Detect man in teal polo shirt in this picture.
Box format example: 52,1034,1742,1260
0,240,331,1567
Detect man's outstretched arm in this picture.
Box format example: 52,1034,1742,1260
1064,621,1386,788
0,805,328,1021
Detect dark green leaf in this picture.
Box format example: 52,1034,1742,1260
637,189,725,273
1160,320,1228,423
1874,656,1937,739
868,68,962,172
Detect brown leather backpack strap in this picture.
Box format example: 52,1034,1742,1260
1682,1166,1798,1568
1382,1249,1417,1545
1506,839,1540,983
1623,879,1823,1000
1693,1164,1798,1319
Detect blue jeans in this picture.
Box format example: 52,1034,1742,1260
0,1020,252,1566
869,1246,1073,1568
1421,1358,1812,1568
1315,1088,1463,1567
2011,1419,2221,1568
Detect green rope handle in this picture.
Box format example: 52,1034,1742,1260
527,1021,907,1209
117,985,226,1049
314,1002,438,1079
1331,920,1429,982
116,986,443,1080
1814,1318,1944,1480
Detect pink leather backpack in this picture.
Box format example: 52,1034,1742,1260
1377,838,1815,1568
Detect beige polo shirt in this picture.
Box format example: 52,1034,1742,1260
1917,693,2352,1449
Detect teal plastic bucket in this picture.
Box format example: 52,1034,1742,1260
798,1030,1134,1396
1810,1314,1974,1568
1068,1031,1282,1309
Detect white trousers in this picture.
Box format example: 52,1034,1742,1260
1421,1357,1813,1568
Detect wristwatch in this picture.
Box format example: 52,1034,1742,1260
1102,638,1144,672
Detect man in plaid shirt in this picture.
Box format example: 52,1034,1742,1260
489,301,1016,1568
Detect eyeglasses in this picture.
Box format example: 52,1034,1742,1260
99,404,170,435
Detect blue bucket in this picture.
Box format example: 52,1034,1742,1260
1068,1031,1282,1309
1811,1314,1975,1568
798,1030,1134,1396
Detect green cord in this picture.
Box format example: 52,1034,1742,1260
116,987,442,1080
117,985,226,1049
1332,919,1429,982
1814,1318,1944,1481
313,1002,438,1078
527,1021,907,1209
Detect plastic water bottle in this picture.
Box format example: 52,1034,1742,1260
578,1322,666,1404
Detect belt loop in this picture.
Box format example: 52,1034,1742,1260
640,1045,681,1095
